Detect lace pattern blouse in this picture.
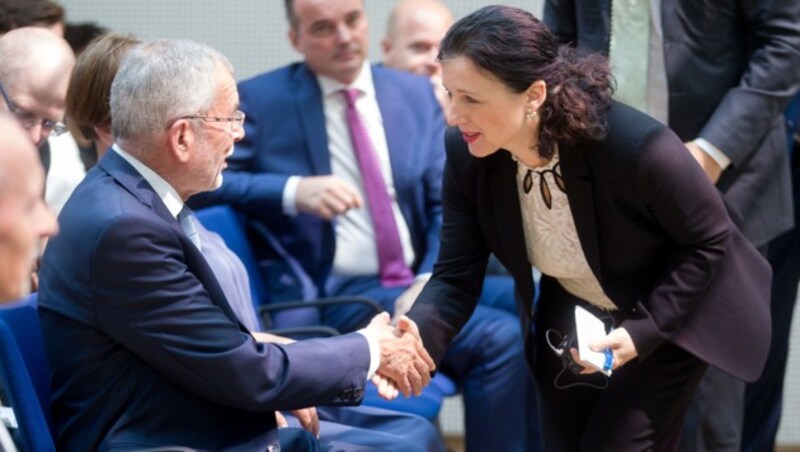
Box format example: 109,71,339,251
515,152,617,310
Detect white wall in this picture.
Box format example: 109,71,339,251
59,0,543,82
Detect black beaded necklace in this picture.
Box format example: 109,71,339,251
521,161,565,209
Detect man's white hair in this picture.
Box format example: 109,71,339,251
110,39,233,146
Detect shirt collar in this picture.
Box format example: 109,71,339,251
316,60,375,99
112,143,185,219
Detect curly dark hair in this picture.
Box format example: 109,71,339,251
438,5,612,159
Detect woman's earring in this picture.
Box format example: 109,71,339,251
526,108,537,119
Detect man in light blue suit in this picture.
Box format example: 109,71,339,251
38,38,439,452
193,0,535,449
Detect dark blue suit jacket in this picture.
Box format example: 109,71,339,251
543,0,800,247
38,150,370,451
194,63,445,303
409,103,772,383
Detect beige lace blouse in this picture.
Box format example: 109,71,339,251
515,153,617,310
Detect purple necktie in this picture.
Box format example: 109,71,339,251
342,88,414,287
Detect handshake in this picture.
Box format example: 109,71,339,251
362,312,435,400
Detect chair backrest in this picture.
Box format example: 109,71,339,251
196,205,324,329
194,205,269,306
0,293,56,450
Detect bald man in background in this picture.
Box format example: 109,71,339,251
0,27,74,173
0,115,58,303
381,0,453,111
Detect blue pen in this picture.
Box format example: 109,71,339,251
603,348,613,375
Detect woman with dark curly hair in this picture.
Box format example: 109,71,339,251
403,5,772,451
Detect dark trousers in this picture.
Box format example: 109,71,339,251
534,277,707,452
680,243,770,452
742,146,800,452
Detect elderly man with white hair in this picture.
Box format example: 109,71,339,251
37,38,441,452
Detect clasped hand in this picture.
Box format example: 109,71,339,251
569,326,638,374
364,312,435,400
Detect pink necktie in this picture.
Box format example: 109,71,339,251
342,88,414,287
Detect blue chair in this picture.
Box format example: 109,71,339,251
195,205,457,421
0,293,56,451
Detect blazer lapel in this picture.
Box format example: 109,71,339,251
486,152,534,303
560,147,604,282
99,151,249,330
293,64,331,175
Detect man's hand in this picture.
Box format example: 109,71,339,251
296,175,363,220
275,408,320,437
392,277,429,322
685,140,723,184
364,312,435,397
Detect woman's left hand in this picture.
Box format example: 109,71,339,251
589,327,638,371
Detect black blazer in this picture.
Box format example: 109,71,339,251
408,103,771,382
543,0,800,247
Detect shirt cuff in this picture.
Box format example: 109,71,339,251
355,329,380,379
695,138,731,170
414,273,432,283
282,176,301,216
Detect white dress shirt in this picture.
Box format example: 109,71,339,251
282,61,416,277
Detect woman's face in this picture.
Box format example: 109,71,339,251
441,55,534,158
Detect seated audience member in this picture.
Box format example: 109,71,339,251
0,0,64,37
64,22,109,171
38,38,437,451
0,115,58,302
66,33,141,161
192,1,531,450
0,27,74,168
0,115,59,451
0,0,86,214
382,0,453,111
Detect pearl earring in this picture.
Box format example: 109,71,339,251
526,108,537,119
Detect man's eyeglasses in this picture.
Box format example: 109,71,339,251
0,81,68,137
172,110,246,134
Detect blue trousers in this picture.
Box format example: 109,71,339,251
324,274,542,452
282,405,443,452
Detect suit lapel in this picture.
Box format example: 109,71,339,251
486,153,534,300
99,151,249,330
293,64,331,174
560,147,604,282
373,67,411,194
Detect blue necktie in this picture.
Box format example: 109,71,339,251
178,206,201,251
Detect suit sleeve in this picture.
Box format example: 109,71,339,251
621,126,733,360
700,0,800,164
543,0,578,45
408,133,490,364
190,80,290,220
91,214,369,411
